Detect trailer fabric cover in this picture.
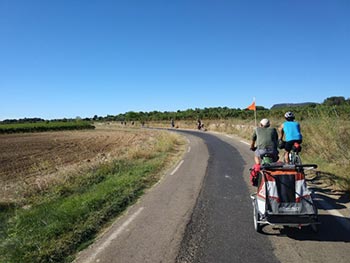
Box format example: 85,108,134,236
257,170,315,215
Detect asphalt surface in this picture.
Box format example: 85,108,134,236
175,131,279,263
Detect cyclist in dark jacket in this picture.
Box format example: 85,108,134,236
279,111,302,163
250,118,279,164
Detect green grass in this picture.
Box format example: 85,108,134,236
0,159,165,262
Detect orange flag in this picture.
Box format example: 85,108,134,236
247,101,256,111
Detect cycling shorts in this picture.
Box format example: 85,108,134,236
255,148,279,161
285,140,302,152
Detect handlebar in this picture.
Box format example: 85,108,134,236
260,163,317,171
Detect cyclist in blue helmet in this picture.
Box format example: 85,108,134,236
279,111,302,163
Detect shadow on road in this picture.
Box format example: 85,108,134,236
279,214,350,242
259,212,350,242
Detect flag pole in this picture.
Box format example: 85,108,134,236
246,97,257,126
253,97,257,127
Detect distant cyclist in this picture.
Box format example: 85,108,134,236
279,111,303,163
197,119,202,130
250,118,279,164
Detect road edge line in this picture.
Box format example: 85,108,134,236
171,160,184,175
85,207,145,263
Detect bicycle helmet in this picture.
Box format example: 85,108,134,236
260,118,270,127
284,111,295,121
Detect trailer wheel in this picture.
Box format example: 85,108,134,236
253,199,262,233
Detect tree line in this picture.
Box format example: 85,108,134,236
1,96,349,124
92,96,350,122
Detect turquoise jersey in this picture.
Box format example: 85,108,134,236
283,121,302,141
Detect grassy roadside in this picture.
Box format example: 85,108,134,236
300,118,350,191
0,130,186,263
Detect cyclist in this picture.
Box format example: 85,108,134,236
250,118,279,164
197,119,202,130
279,111,303,163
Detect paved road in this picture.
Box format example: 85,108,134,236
176,131,279,263
75,130,350,263
75,132,209,263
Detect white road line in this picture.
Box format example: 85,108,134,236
225,134,232,138
240,140,250,145
171,160,184,175
86,207,144,263
187,146,191,153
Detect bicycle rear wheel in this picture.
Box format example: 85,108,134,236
294,154,302,165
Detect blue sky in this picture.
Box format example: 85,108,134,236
1,0,349,120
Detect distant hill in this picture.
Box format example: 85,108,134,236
271,102,319,109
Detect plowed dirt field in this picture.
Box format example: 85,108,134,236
0,128,161,202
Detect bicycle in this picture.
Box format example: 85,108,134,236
288,142,302,165
249,148,276,186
